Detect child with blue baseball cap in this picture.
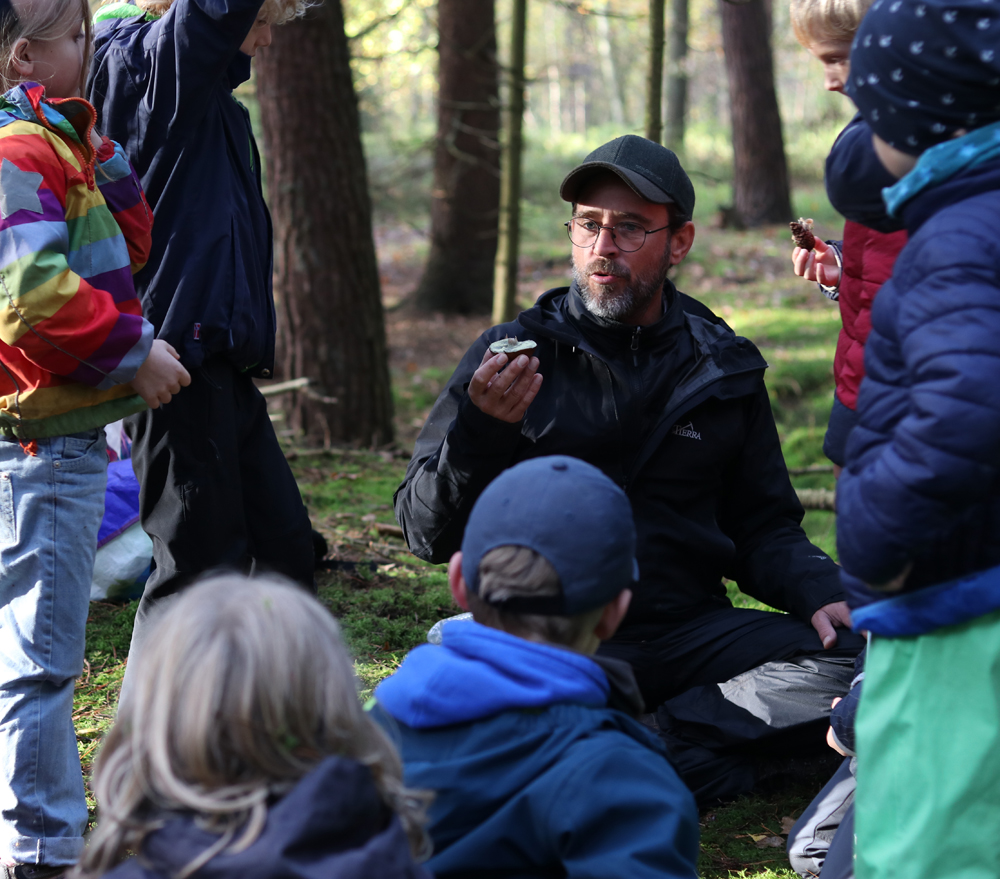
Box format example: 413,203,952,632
373,455,698,879
835,1,1000,876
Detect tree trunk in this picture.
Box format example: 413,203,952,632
492,0,527,325
595,5,625,127
414,0,500,314
719,0,792,226
645,0,665,143
256,0,394,447
664,0,689,150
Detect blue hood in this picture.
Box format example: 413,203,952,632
375,620,609,728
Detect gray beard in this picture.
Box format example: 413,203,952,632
572,258,669,323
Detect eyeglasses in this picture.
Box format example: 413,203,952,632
565,217,671,252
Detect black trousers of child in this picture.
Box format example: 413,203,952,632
599,607,865,805
119,357,315,703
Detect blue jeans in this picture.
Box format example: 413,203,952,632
0,431,107,865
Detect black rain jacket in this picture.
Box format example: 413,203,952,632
394,283,845,633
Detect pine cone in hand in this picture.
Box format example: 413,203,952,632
789,217,815,251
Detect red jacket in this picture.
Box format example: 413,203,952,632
834,220,908,410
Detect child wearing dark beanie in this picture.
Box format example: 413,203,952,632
835,2,1000,878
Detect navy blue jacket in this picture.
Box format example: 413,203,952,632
837,156,1000,593
826,114,907,234
88,0,275,376
103,756,430,879
374,620,700,879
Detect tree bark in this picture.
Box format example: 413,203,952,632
645,0,665,143
719,0,792,226
595,4,625,127
492,0,527,325
664,0,689,150
255,0,394,447
414,0,501,313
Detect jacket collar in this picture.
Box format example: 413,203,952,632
228,53,252,90
0,82,98,165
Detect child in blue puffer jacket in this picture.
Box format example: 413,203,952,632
373,456,699,879
836,1,1000,876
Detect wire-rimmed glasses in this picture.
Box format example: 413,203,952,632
564,217,671,252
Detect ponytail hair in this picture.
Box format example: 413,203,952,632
72,575,430,879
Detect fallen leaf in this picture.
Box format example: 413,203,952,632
361,514,377,522
781,816,798,835
755,836,785,849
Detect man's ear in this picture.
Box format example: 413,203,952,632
447,551,470,611
9,38,33,80
668,221,696,267
594,588,632,641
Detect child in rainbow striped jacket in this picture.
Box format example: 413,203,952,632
0,0,189,873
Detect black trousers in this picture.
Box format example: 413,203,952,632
119,358,315,702
599,607,865,804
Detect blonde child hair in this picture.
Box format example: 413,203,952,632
73,575,429,879
789,0,873,44
0,0,92,94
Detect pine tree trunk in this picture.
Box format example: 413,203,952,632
414,0,500,314
645,0,665,143
492,0,527,325
719,0,792,226
255,0,394,447
664,0,689,150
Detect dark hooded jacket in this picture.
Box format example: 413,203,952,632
837,154,1000,598
87,0,275,376
373,619,699,879
394,282,844,634
103,756,430,879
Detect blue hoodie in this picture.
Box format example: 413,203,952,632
375,621,699,879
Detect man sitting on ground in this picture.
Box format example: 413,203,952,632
375,456,699,879
394,135,865,803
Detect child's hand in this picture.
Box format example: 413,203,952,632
90,126,104,154
132,340,192,409
792,238,842,288
826,697,849,755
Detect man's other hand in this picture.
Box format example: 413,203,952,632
132,339,192,409
469,348,543,423
810,600,852,649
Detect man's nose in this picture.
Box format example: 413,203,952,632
259,23,273,47
592,225,619,257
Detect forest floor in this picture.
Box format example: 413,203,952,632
78,207,847,878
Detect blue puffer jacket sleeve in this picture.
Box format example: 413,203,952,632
837,203,1000,586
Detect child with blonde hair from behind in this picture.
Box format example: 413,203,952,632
73,575,431,879
0,0,190,873
788,0,907,475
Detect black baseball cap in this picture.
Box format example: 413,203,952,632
461,456,639,616
559,135,696,222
